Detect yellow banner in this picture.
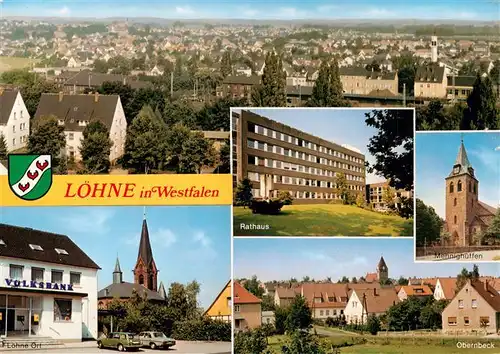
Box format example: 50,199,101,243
0,175,232,206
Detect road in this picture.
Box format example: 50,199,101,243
1,341,231,353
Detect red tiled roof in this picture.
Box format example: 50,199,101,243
399,285,433,296
234,282,262,304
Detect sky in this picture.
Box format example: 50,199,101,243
416,132,500,218
234,108,412,184
1,205,231,309
0,0,496,21
234,238,500,281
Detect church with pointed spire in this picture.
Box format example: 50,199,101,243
444,137,497,246
97,212,167,308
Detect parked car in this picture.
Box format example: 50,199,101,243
97,332,142,352
138,331,176,349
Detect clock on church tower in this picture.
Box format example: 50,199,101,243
453,165,460,174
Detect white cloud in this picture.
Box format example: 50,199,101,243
59,208,114,235
362,8,397,18
193,231,211,248
175,6,194,15
153,228,177,247
495,146,500,151
469,146,499,172
57,6,70,16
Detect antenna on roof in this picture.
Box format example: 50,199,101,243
461,133,464,144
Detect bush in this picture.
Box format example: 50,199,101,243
367,314,381,335
172,318,230,341
250,199,284,214
234,328,269,354
277,191,293,205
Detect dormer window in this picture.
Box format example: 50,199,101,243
0,239,5,246
55,248,69,255
29,244,43,251
58,120,65,125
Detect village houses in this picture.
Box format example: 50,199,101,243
0,89,30,152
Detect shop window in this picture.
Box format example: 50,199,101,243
54,298,72,321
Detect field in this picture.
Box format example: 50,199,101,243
233,204,413,236
0,56,38,73
267,333,500,354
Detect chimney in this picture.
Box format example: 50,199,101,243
484,280,488,291
123,76,127,85
58,91,64,102
94,92,99,103
373,288,377,296
88,73,92,88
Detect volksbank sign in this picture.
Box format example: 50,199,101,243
4,279,74,291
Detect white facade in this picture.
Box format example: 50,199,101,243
434,279,447,301
0,92,30,152
0,257,98,341
64,97,127,162
431,36,438,63
344,291,365,324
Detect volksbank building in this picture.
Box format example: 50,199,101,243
0,223,100,341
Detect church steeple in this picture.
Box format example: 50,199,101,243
450,136,474,177
133,214,158,291
113,257,123,284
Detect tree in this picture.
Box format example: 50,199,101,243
196,97,247,131
462,74,499,130
416,100,461,131
397,277,409,285
365,109,414,191
220,51,233,78
234,328,269,354
419,299,448,330
274,306,289,335
122,106,166,173
0,134,7,160
415,198,443,247
262,295,276,311
234,178,253,206
335,172,349,204
481,208,500,244
27,115,66,173
244,276,265,297
285,295,313,332
307,59,346,107
254,52,287,107
277,191,293,205
93,59,109,73
215,143,230,173
178,132,214,174
164,123,191,170
340,276,349,283
455,264,480,293
366,314,381,335
282,331,325,354
79,121,113,173
355,192,366,208
382,187,395,208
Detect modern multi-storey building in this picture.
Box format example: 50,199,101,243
232,110,366,204
366,181,413,211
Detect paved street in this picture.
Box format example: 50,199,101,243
1,341,231,353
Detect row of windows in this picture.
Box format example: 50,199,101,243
251,188,360,200
447,316,489,326
318,309,344,317
447,89,472,96
248,122,363,164
11,123,27,133
9,264,81,285
12,111,24,120
248,172,364,191
247,139,363,173
247,155,364,183
449,180,477,194
12,136,28,146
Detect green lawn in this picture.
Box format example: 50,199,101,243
267,334,500,354
0,56,38,72
233,204,413,236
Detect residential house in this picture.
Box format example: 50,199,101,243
67,57,81,68
442,280,500,334
434,278,457,301
274,286,299,307
34,92,127,162
204,280,231,322
339,68,399,96
0,162,7,175
217,75,260,101
235,64,252,77
446,76,476,100
234,282,262,332
414,65,447,99
149,65,164,76
302,283,349,319
397,285,433,301
365,181,413,211
60,69,151,94
344,287,400,324
0,89,30,152
262,311,275,325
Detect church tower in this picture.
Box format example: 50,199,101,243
431,35,438,63
133,214,158,291
113,257,123,284
377,256,388,283
445,137,478,246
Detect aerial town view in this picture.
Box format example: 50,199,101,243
233,237,500,354
0,205,231,353
232,108,414,236
415,132,500,262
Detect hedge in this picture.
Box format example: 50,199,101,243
172,318,231,341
